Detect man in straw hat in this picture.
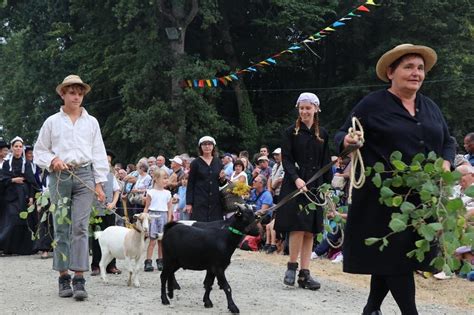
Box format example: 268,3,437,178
336,44,455,315
34,75,109,301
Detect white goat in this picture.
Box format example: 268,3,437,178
94,212,150,287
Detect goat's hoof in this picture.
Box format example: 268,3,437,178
133,282,140,288
204,300,213,308
161,297,170,305
167,291,174,299
228,304,240,314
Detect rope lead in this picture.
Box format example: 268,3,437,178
348,117,366,204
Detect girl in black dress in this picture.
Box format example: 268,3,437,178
0,137,40,255
275,93,332,290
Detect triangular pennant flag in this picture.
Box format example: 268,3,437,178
206,80,212,87
288,45,302,50
179,80,188,88
340,17,352,21
230,74,239,80
348,12,361,17
187,80,192,87
366,0,379,5
225,76,232,82
241,69,250,73
193,80,199,88
283,50,294,54
198,80,205,88
332,21,345,27
218,77,227,86
212,79,218,87
324,27,335,32
356,5,370,12
266,58,276,64
247,67,257,72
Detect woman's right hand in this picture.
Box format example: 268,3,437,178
295,178,307,192
343,131,363,148
185,205,192,214
12,177,25,184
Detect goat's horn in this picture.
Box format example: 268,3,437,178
235,203,245,210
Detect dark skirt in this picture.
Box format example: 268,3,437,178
0,198,37,255
274,176,323,234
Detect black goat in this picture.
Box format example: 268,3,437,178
160,204,259,314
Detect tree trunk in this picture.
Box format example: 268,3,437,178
218,1,258,150
159,0,199,152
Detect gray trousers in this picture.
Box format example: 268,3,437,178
49,166,95,272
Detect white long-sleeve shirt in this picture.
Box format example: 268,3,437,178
33,107,109,183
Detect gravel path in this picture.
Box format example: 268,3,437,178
0,250,470,314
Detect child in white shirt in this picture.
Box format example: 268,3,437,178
143,169,173,272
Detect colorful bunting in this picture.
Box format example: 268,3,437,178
185,1,380,88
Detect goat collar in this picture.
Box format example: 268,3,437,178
228,226,244,236
132,224,143,233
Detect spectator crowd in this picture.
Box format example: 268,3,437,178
0,131,473,279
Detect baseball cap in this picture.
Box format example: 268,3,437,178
272,148,281,155
169,156,183,166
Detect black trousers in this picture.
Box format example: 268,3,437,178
91,214,116,269
363,273,418,315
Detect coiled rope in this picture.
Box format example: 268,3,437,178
347,116,366,204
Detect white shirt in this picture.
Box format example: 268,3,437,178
135,173,152,190
33,107,109,183
147,188,171,211
231,171,247,183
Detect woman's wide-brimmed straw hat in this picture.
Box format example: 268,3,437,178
56,74,91,95
376,44,437,82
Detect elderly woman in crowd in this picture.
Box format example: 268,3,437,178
0,137,40,255
336,44,456,315
186,136,225,222
275,92,332,291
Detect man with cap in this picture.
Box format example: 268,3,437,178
167,155,185,194
221,153,234,181
252,154,272,180
34,74,109,301
0,139,9,168
268,148,284,204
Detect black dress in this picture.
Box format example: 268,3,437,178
186,156,224,222
274,123,332,234
0,157,40,255
335,89,456,275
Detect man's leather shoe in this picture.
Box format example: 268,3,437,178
91,267,100,276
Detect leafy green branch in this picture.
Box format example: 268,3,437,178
364,151,474,274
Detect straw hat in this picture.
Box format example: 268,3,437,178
56,75,91,95
376,44,437,82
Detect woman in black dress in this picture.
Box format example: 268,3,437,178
275,93,332,290
0,136,40,255
336,44,456,315
186,136,225,222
